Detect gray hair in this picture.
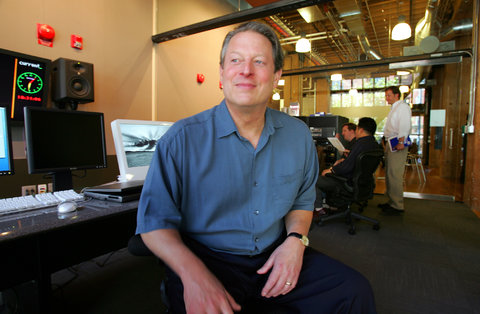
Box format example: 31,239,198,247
219,21,284,73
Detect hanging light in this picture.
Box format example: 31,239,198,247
392,15,411,41
331,73,342,81
278,79,285,86
396,70,410,76
399,85,410,94
295,35,311,53
272,92,281,100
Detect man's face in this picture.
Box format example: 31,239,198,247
385,90,399,105
220,31,282,110
342,126,355,142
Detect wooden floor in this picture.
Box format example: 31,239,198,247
374,163,464,201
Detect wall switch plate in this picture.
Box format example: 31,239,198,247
21,185,37,196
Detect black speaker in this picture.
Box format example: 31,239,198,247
52,58,94,105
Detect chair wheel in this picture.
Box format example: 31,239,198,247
373,224,380,231
348,226,356,235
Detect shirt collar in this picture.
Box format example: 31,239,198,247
214,100,283,139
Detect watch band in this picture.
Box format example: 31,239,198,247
287,232,309,247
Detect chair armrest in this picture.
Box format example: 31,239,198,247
325,173,353,193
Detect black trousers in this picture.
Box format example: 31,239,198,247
165,236,377,314
315,175,347,208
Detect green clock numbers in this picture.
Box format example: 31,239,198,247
17,72,44,94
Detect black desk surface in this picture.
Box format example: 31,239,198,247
0,198,139,313
0,198,138,242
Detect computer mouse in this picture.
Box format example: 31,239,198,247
57,201,78,214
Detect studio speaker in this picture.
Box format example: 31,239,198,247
52,58,94,105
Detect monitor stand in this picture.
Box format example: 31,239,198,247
52,170,73,191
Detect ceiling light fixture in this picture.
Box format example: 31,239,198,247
399,85,410,94
396,70,410,76
331,73,342,81
295,34,311,53
272,92,281,101
278,79,285,86
392,15,411,41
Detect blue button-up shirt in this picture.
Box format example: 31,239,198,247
136,100,318,255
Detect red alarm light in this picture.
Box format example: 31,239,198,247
37,24,55,47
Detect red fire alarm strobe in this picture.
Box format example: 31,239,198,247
71,35,83,49
197,74,205,84
37,24,55,47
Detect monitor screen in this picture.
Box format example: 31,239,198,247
0,106,14,176
24,107,107,191
0,48,51,123
111,119,173,181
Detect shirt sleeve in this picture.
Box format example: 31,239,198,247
291,136,319,211
397,103,412,139
136,138,183,234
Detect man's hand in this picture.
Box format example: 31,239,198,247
183,266,241,314
395,143,405,150
321,168,332,176
142,230,241,314
256,236,305,298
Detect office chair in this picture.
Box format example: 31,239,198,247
316,149,384,235
127,234,290,313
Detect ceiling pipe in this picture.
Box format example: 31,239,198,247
152,0,332,43
357,35,383,60
440,19,473,40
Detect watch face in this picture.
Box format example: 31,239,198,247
301,235,309,247
17,72,44,94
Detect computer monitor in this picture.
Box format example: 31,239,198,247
0,48,51,123
24,107,107,191
111,119,173,181
0,106,14,176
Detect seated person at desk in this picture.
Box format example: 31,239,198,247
338,122,357,157
316,117,380,214
136,22,376,314
332,122,357,167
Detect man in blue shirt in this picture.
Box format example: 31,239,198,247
137,22,376,314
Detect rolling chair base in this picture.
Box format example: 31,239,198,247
316,205,380,235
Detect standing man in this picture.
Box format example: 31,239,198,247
137,22,376,314
379,86,412,214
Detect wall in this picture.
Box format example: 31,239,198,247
154,0,237,122
0,0,237,197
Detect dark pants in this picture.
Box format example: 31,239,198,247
165,236,376,314
315,175,347,208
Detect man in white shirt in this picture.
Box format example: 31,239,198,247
379,86,411,214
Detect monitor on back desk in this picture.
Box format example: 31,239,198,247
111,119,173,182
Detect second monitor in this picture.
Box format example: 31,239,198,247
111,119,173,182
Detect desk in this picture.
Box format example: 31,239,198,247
0,198,138,313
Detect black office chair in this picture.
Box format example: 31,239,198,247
127,234,290,313
317,149,384,234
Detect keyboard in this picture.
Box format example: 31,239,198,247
0,190,84,216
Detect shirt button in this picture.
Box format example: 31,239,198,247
254,210,260,215
253,181,258,187
255,237,259,242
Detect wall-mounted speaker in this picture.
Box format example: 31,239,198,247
52,58,94,106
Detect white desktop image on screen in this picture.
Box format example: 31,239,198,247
111,119,173,182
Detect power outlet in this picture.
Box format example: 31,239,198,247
21,185,37,196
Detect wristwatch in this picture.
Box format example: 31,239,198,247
287,232,309,247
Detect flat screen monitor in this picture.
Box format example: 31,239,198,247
0,106,14,175
111,119,173,181
24,107,107,191
0,48,51,123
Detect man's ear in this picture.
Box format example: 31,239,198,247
273,70,283,88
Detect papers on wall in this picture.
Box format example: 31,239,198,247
327,137,345,152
